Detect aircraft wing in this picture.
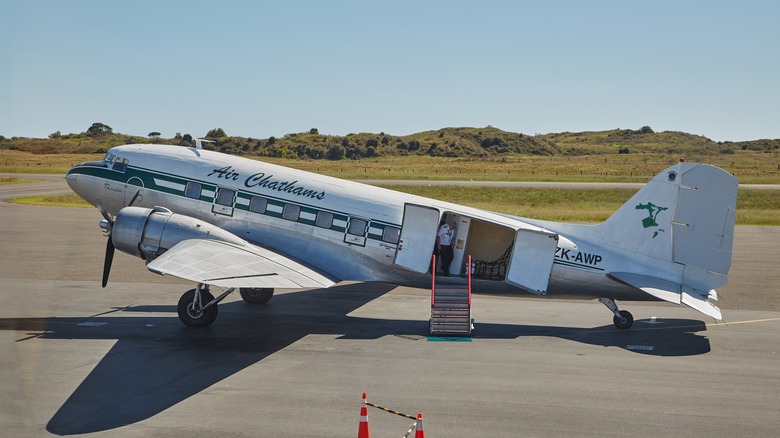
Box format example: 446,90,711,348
146,239,336,289
608,272,722,320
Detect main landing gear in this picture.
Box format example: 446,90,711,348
598,298,634,329
239,287,274,305
176,284,276,327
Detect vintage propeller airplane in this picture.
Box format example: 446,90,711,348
66,141,737,329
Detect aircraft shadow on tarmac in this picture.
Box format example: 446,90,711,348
0,283,710,435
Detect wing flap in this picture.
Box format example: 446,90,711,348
147,239,336,289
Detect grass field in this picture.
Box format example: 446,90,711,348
9,187,778,225
2,149,779,183
7,194,93,208
380,185,780,225
270,153,780,184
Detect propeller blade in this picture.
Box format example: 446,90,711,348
128,190,140,207
95,199,112,223
102,236,115,288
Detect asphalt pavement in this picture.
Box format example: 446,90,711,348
1,177,778,437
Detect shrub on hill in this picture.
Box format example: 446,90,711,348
3,125,777,160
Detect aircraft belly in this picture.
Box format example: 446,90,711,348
546,266,657,301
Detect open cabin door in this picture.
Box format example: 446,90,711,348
506,229,558,295
394,203,440,273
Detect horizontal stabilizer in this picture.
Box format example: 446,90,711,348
609,272,722,320
147,239,336,289
682,287,722,320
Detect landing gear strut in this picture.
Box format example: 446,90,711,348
598,298,634,329
176,284,235,327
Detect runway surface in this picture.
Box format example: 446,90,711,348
1,178,779,437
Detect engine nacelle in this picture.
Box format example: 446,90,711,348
111,206,247,261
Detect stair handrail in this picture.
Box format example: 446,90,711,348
430,254,436,308
467,254,472,307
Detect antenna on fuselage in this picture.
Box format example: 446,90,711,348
194,138,215,150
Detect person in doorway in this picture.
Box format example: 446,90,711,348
436,221,457,275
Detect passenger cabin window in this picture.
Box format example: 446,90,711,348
282,204,300,221
215,188,235,206
185,182,202,199
348,218,368,236
382,226,401,244
315,211,334,229
249,196,267,213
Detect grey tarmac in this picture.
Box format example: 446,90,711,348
1,178,779,437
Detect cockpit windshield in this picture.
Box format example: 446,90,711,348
102,152,128,172
102,152,117,164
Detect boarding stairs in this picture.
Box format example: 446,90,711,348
429,255,473,336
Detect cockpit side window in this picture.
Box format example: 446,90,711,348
112,158,128,173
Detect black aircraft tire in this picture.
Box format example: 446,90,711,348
613,310,634,329
239,287,274,305
177,288,218,327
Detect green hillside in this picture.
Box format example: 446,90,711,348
2,123,778,159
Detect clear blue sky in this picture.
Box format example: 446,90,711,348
2,0,778,141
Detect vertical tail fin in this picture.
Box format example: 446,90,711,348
598,162,738,295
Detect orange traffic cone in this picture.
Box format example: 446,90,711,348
415,412,425,438
358,392,370,438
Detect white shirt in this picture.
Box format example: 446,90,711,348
437,224,455,246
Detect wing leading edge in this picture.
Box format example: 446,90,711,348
146,239,336,289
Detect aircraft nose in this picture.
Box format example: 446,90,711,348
65,166,80,190
65,163,91,202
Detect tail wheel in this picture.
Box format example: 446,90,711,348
613,310,634,329
178,288,218,327
239,287,274,305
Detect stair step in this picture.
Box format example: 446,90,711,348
432,320,470,326
433,291,469,300
432,317,469,322
430,327,471,335
432,310,470,316
432,308,469,314
433,302,469,308
434,302,468,308
431,323,471,329
431,314,470,320
434,294,468,301
434,294,468,300
434,288,468,293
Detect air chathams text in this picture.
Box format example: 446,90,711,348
208,166,326,200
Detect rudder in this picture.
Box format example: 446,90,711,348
597,162,737,290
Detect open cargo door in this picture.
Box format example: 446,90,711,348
394,203,440,273
506,229,558,295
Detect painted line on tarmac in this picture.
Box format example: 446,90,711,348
707,317,780,327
